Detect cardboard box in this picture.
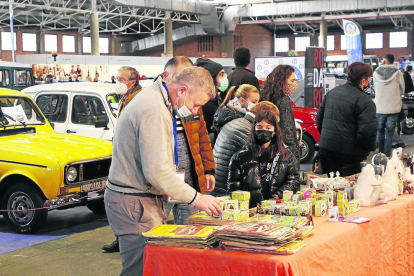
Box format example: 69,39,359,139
238,200,249,211
337,199,349,217
240,210,249,219
224,199,239,211
292,194,300,203
261,200,275,208
337,191,348,201
303,191,311,200
329,206,339,222
306,197,316,214
299,200,312,214
349,199,361,213
273,204,285,215
216,196,231,210
222,210,240,220
315,200,327,217
283,190,293,201
231,191,251,201
296,191,304,201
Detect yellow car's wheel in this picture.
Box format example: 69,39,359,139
2,183,48,234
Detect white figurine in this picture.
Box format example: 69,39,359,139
354,164,383,207
381,158,399,200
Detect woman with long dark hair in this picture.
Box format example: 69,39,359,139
261,65,300,165
228,110,300,207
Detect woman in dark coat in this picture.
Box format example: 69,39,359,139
261,65,300,167
228,110,300,208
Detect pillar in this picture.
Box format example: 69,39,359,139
38,32,45,54
77,34,83,55
220,33,233,58
90,0,100,56
409,31,414,61
319,21,328,54
163,12,173,57
110,35,116,55
0,30,2,60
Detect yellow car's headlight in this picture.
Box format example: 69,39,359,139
67,166,77,182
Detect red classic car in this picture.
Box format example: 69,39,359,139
292,102,320,163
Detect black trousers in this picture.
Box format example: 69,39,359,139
320,149,365,177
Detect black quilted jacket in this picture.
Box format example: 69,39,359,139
213,104,246,134
228,146,300,208
316,81,377,157
210,113,254,196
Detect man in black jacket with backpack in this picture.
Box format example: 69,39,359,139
316,62,377,177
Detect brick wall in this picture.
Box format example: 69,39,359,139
134,24,273,71
274,29,412,60
232,25,274,70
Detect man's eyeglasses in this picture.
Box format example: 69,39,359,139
117,78,132,82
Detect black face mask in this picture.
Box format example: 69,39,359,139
254,130,274,144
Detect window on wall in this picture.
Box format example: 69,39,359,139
22,33,37,52
294,36,310,52
340,35,346,50
198,36,214,52
233,35,243,50
318,35,335,51
45,34,58,52
275,37,289,53
1,32,17,51
390,31,408,48
366,33,383,49
99,37,109,54
62,35,75,53
83,37,91,53
44,34,58,52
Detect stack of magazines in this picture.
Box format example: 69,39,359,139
142,224,219,249
188,213,234,226
256,215,309,230
217,222,307,254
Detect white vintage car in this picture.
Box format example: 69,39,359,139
23,83,119,140
22,80,154,140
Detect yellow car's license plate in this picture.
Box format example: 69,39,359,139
81,179,106,192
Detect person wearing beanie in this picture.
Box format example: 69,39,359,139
195,58,229,146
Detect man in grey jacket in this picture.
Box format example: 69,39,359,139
104,67,222,276
373,53,405,157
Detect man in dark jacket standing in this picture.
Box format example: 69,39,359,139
316,62,377,177
228,47,260,91
403,65,414,93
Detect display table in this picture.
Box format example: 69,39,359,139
143,194,414,276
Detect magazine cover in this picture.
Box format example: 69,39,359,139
143,225,219,240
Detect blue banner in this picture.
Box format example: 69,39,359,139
342,19,363,65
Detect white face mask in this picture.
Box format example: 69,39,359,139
173,93,193,118
247,102,256,111
115,81,128,95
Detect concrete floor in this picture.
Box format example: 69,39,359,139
1,134,414,276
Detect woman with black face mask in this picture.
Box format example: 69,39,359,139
227,110,300,208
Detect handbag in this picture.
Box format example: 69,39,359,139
312,151,324,174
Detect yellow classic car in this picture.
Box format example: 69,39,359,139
0,88,112,234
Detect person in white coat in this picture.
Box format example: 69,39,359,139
373,53,405,157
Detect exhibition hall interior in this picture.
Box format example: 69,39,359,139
1,0,414,275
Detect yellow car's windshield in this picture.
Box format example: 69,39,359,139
0,96,45,127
